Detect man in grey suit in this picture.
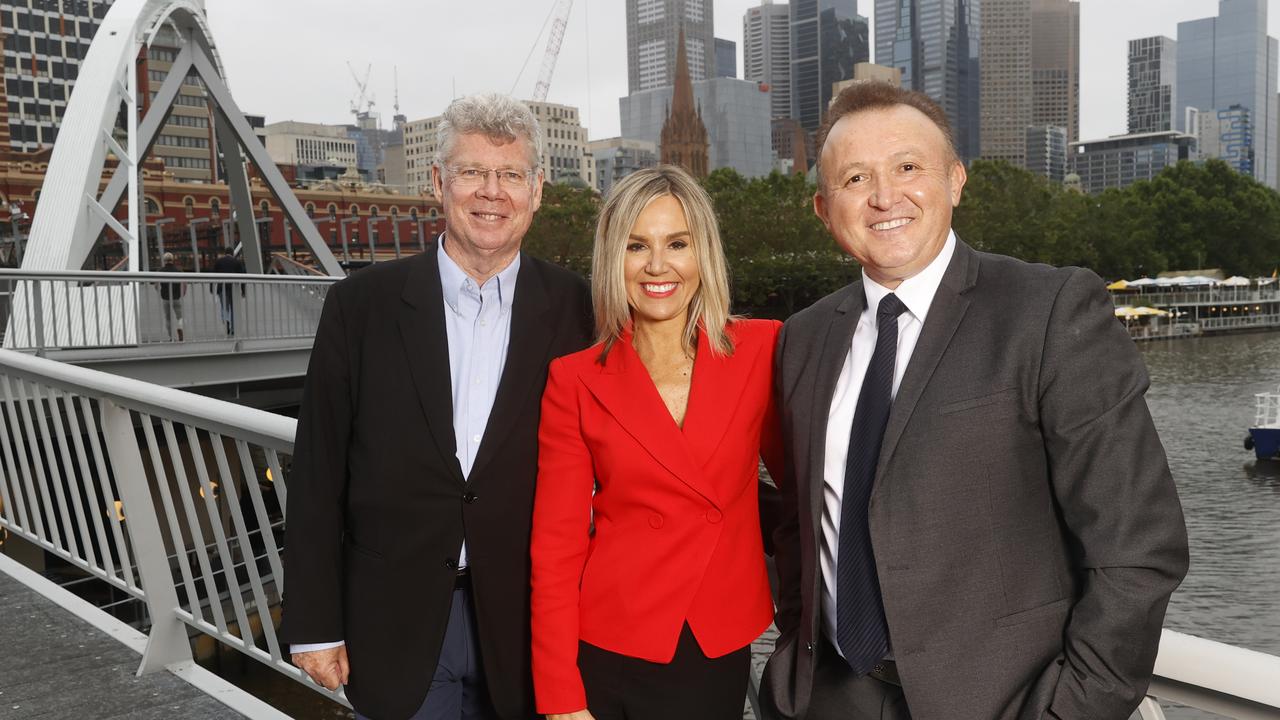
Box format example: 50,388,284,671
763,82,1189,720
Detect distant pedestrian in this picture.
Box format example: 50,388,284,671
158,252,185,341
211,247,245,335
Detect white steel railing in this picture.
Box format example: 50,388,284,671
0,269,337,351
0,348,1277,718
0,348,347,708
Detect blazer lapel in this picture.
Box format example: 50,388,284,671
580,335,716,507
875,241,978,483
807,284,865,525
468,255,553,483
397,245,465,485
680,326,751,472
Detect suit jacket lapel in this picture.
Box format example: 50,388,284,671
876,240,978,483
468,254,553,483
397,245,465,485
807,284,864,525
580,334,717,507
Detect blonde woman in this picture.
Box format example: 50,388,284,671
530,165,783,720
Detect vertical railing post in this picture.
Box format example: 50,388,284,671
99,400,193,674
32,280,46,350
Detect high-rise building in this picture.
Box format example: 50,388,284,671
1177,0,1279,188
874,0,981,160
1068,131,1197,194
144,25,219,183
1031,0,1078,143
2,0,111,153
979,0,1078,167
715,38,737,78
626,0,715,93
743,0,792,119
1026,124,1066,184
621,78,774,178
588,137,658,195
1193,105,1255,177
1128,36,1177,134
264,121,359,185
790,0,869,132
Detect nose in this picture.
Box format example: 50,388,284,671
869,174,897,210
477,170,503,198
645,246,666,274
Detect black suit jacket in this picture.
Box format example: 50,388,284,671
764,240,1189,720
280,244,593,720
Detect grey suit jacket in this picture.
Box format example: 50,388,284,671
763,239,1189,720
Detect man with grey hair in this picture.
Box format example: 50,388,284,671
281,93,593,720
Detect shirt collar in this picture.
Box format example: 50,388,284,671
861,229,956,324
437,233,521,315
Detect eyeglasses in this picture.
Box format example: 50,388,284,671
446,165,536,188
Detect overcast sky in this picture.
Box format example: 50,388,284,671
205,0,1280,144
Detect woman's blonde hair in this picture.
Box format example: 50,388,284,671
592,165,734,361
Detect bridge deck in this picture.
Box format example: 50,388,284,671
0,569,244,719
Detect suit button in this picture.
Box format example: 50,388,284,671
444,558,458,569
805,642,814,654
874,664,884,674
706,508,723,524
648,513,664,529
463,492,478,504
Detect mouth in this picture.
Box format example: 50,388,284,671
870,218,913,231
640,282,678,298
471,211,508,223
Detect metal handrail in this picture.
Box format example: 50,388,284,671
1,349,1278,719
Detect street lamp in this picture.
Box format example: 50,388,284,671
152,217,176,267
188,217,210,272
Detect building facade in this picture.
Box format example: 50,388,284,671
660,31,710,178
791,0,869,132
1068,131,1197,194
1031,0,1078,143
1026,124,1066,184
263,121,359,186
743,0,793,119
588,137,657,196
1194,105,1255,177
622,78,774,178
874,0,981,160
1128,36,1177,134
626,0,715,93
1177,0,1279,188
715,37,736,78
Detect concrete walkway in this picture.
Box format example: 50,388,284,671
0,557,257,719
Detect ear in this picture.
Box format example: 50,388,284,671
813,189,833,232
530,170,545,213
949,160,967,207
432,164,444,201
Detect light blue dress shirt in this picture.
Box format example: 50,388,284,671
291,235,519,655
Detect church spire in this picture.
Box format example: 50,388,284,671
660,26,709,178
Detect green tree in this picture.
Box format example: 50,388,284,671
522,182,599,276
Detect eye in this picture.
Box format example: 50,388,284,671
845,173,866,186
497,170,524,184
626,242,647,252
458,168,483,180
901,163,918,172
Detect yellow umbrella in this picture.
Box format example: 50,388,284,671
1106,279,1129,290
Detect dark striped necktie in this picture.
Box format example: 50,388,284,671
835,292,907,674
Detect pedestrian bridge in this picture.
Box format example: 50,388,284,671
0,349,1277,719
0,263,337,388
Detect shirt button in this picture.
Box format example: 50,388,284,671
472,434,481,443
463,492,478,504
444,558,458,570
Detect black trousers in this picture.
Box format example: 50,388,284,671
578,624,750,720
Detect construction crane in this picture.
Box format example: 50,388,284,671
532,0,574,102
347,61,376,118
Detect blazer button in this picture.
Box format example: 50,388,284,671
463,492,478,504
444,558,458,569
648,513,664,529
706,508,723,524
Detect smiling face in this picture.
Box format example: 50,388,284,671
814,104,966,289
433,132,542,275
624,194,702,331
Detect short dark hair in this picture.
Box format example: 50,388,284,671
815,81,959,177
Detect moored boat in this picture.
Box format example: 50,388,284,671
1246,385,1280,459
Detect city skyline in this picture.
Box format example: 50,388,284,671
202,1,1280,145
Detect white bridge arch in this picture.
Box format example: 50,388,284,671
24,0,342,277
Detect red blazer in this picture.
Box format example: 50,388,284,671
530,318,783,714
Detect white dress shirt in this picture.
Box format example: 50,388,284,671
819,231,956,656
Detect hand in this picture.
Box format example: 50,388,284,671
292,645,349,691
547,712,596,720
